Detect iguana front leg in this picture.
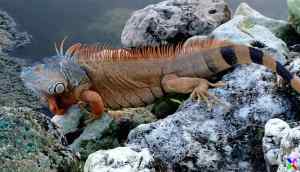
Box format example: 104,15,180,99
79,90,105,119
162,74,225,109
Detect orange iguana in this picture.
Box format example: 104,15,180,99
21,39,300,120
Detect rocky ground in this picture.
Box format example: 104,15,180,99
0,11,80,172
3,0,300,172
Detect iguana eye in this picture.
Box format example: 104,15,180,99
54,82,65,94
48,82,65,95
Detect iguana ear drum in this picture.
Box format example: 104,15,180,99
54,82,65,94
48,82,65,95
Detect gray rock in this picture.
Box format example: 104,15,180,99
0,10,31,53
263,118,300,172
121,0,230,47
210,3,288,63
51,105,157,160
0,106,77,172
84,147,155,172
263,119,290,167
51,105,84,135
69,113,121,160
0,12,36,109
0,54,40,109
288,0,300,35
127,63,295,171
286,52,300,101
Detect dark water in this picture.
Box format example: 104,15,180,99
0,0,288,60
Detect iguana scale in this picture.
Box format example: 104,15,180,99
21,39,300,119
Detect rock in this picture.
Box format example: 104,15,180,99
0,10,31,53
0,11,38,111
183,35,209,48
210,3,288,63
121,0,231,47
112,107,157,142
263,119,290,166
263,118,300,172
69,113,120,160
0,106,77,171
51,105,85,135
51,105,157,160
151,93,188,119
285,52,300,102
0,54,41,109
84,147,155,172
288,0,300,35
127,63,295,171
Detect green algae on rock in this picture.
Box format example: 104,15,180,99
0,11,31,53
69,114,121,160
51,105,157,160
0,106,77,172
0,54,41,109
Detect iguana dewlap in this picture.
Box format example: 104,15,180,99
21,39,300,119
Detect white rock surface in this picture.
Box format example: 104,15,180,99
127,62,294,171
84,147,155,172
263,118,300,172
210,3,288,63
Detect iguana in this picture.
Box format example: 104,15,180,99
21,39,300,119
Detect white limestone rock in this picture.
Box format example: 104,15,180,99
127,63,294,171
84,147,155,172
211,3,288,63
263,118,300,172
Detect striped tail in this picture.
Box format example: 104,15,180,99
219,45,300,93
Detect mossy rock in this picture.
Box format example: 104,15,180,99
69,114,121,160
0,106,77,172
288,0,300,35
0,54,41,109
152,93,189,119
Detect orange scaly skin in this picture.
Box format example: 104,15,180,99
47,39,300,119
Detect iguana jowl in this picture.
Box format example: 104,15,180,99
21,39,300,119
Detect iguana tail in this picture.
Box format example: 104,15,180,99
219,44,300,92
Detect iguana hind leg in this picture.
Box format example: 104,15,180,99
162,74,225,109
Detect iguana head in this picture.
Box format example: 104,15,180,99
21,40,90,114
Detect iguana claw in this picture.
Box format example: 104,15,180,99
191,81,226,110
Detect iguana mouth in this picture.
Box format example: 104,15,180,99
47,93,77,115
47,96,65,115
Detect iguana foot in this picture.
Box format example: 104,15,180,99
191,81,225,110
83,111,102,125
162,74,227,110
107,110,123,120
